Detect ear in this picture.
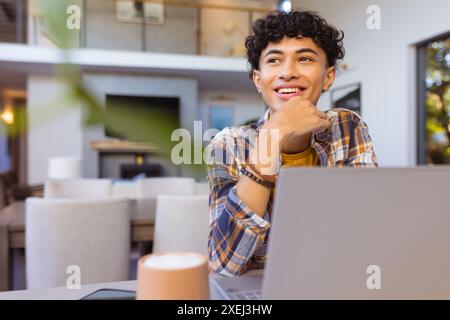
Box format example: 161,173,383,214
322,66,335,92
252,70,261,93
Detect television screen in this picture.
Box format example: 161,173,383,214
105,95,180,141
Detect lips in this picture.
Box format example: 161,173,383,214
273,85,307,101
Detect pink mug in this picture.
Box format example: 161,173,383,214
136,251,210,300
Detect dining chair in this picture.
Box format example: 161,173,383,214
153,195,209,256
112,180,138,198
135,177,196,221
136,177,196,198
25,197,130,289
44,179,112,198
194,182,210,195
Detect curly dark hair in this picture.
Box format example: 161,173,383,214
245,10,345,78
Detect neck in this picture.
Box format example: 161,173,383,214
281,132,312,154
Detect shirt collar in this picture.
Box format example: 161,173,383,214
255,109,270,128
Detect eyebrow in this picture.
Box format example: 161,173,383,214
263,48,319,57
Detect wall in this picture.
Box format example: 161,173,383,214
200,0,271,57
294,0,450,166
27,75,83,184
85,0,197,54
85,0,140,51
200,7,249,57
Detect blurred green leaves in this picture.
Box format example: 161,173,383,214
39,0,81,49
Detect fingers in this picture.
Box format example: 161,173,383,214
311,118,331,134
315,110,328,119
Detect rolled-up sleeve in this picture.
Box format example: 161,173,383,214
337,109,378,167
206,135,270,276
347,119,378,167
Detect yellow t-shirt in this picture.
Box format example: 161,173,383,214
281,147,320,167
269,147,320,203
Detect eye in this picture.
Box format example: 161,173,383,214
267,58,280,64
299,57,313,62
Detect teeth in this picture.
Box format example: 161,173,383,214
277,87,301,93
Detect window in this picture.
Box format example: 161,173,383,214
417,32,450,164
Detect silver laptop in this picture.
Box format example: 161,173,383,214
213,167,450,299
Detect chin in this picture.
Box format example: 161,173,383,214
271,99,292,111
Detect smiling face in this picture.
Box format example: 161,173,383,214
253,36,336,114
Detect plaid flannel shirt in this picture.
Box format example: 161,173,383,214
206,108,378,276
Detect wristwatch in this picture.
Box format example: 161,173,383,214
246,127,282,183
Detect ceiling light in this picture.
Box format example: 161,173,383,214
278,0,292,13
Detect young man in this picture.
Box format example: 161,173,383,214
207,10,378,276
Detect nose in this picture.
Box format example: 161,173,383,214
279,58,300,81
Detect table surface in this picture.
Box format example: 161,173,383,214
0,270,264,300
